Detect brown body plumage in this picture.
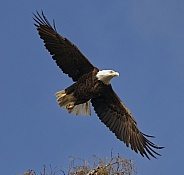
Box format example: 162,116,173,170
33,11,164,159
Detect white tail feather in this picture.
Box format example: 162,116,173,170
55,90,91,116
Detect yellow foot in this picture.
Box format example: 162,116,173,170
66,103,74,109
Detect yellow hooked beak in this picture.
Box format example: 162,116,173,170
112,72,119,77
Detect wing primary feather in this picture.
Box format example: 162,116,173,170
34,11,47,26
144,145,156,159
53,19,57,32
41,11,54,30
144,136,164,149
142,132,155,138
146,144,162,156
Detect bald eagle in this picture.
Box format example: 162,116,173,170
33,11,163,159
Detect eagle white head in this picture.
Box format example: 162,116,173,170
96,70,119,85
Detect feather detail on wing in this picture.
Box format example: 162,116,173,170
33,11,94,81
91,85,164,159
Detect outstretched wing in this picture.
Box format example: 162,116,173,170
91,85,164,159
33,11,95,82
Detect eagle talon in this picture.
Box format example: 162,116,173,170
66,104,74,109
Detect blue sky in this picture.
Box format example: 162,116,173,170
1,1,184,174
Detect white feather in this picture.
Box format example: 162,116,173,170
96,70,119,85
